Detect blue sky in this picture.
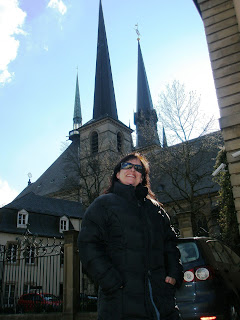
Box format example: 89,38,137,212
0,0,220,206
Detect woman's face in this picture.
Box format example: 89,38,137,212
116,158,143,187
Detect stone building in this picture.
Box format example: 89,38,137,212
14,0,224,238
193,0,240,232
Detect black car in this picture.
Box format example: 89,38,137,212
176,237,240,320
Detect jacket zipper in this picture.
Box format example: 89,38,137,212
148,271,160,320
141,203,160,320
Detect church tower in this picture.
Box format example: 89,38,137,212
134,39,160,150
78,0,132,162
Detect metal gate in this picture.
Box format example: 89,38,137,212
0,231,64,314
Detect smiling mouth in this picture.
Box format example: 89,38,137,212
126,175,135,178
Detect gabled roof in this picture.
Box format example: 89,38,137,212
16,139,80,199
5,192,84,218
93,0,118,121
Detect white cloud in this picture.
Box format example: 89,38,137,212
0,178,18,207
47,0,67,15
0,0,27,85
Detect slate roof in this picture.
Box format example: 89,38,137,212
136,41,154,113
93,0,118,121
134,41,160,148
0,192,84,237
16,138,80,199
152,131,223,204
5,192,84,218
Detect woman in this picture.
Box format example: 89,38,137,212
78,152,183,320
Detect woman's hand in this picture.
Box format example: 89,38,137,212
165,276,176,286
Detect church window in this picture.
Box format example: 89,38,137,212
60,216,69,233
17,210,28,229
117,132,122,152
91,131,98,154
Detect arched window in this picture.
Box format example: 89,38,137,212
91,131,98,154
117,132,122,152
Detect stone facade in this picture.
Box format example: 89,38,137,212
196,0,240,232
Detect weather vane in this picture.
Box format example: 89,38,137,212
135,23,141,41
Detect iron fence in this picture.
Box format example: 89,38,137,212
0,231,64,314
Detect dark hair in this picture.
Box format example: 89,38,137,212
104,152,157,202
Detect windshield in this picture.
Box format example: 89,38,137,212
178,242,199,263
42,294,59,301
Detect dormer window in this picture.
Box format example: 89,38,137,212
17,209,29,229
60,216,69,233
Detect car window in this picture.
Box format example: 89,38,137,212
33,294,42,301
223,245,240,265
207,240,232,264
43,294,58,301
177,242,199,263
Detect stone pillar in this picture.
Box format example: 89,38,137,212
177,212,193,237
63,230,80,320
196,0,240,232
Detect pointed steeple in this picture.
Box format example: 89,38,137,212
69,73,81,141
93,0,118,121
162,127,168,148
134,40,160,148
73,73,82,130
136,41,154,114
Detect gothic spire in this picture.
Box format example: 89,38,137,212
162,127,168,148
93,0,118,121
73,73,82,130
134,40,160,148
136,41,154,113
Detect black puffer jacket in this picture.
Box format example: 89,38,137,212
78,182,183,320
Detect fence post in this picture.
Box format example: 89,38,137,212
63,230,80,320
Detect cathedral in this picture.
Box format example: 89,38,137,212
15,0,223,237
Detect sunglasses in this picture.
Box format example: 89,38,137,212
120,162,143,173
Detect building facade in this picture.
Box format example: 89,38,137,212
193,0,240,232
14,1,223,238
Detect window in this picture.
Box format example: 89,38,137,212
25,246,36,265
60,247,64,265
6,243,18,263
60,216,69,233
4,284,15,306
17,209,28,228
207,240,232,264
23,284,31,294
117,132,122,152
91,131,98,154
178,242,199,263
224,245,240,265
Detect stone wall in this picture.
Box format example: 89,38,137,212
196,0,240,232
